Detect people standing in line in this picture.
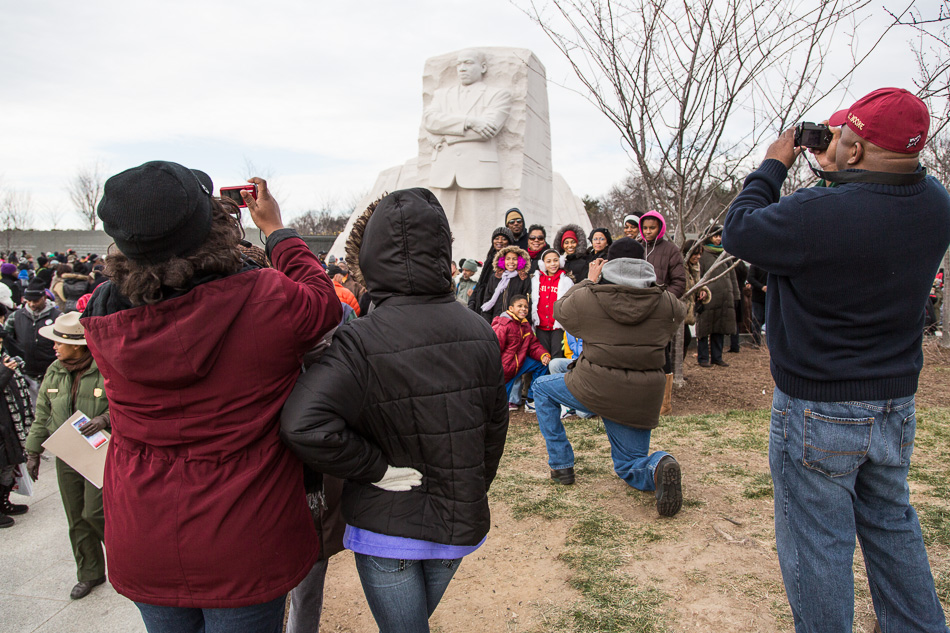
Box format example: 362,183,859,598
477,245,532,322
531,237,685,516
468,226,513,314
554,223,589,283
695,225,739,368
2,280,61,405
723,88,950,633
0,353,33,528
531,248,573,358
24,312,110,599
623,214,641,239
455,259,478,305
680,239,710,358
504,207,529,250
80,162,342,632
280,187,509,633
638,211,686,414
494,294,551,411
587,228,613,261
525,224,550,273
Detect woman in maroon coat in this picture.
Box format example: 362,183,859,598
80,162,341,632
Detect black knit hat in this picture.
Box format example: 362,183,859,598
326,264,344,278
23,279,47,300
589,227,614,248
490,226,515,244
97,161,214,264
606,237,645,261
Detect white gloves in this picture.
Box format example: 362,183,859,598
372,465,423,492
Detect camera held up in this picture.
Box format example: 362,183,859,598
794,122,833,151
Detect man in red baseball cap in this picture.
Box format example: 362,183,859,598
722,88,950,633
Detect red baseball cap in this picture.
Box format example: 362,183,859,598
828,87,929,154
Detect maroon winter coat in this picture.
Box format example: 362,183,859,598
492,311,551,382
81,235,341,608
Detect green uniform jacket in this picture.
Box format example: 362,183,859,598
25,359,109,454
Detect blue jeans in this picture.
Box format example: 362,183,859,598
354,554,460,633
769,388,948,633
532,373,668,490
135,595,286,633
547,359,594,418
505,357,549,402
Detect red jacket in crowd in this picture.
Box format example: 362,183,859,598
81,235,341,608
492,310,551,382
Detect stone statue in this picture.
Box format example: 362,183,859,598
424,50,512,190
328,47,592,264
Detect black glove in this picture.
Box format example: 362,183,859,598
79,413,109,437
26,452,40,481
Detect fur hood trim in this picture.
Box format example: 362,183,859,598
554,223,588,253
344,194,387,288
492,245,531,274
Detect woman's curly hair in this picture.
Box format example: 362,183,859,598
104,197,244,306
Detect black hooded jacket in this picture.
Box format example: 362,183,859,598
280,188,509,546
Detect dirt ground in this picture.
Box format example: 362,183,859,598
316,338,950,632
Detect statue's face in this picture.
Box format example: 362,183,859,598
456,53,486,86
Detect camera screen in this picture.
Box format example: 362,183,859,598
221,188,245,205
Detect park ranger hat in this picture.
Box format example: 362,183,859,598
38,312,88,346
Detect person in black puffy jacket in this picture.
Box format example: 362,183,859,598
280,188,509,633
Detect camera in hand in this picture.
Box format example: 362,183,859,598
3,355,25,370
220,184,258,208
794,122,833,151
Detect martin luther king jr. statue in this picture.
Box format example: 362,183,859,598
423,50,513,223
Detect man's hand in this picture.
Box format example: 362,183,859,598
764,128,802,169
78,414,108,437
809,120,840,172
3,358,17,371
243,177,284,238
588,258,606,282
26,452,40,481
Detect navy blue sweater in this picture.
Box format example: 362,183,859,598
723,159,950,402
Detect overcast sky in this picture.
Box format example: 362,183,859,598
0,0,936,230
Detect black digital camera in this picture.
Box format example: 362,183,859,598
794,122,833,151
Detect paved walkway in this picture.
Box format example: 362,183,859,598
0,456,145,633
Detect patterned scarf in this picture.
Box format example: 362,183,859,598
705,244,724,254
4,371,34,443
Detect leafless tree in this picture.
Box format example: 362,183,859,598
44,204,67,230
68,162,105,230
889,0,950,135
520,0,899,385
289,196,356,236
1,188,34,251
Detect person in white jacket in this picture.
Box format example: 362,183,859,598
531,248,574,358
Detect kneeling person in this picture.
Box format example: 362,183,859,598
533,238,686,516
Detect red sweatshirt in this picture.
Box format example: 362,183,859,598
491,311,551,382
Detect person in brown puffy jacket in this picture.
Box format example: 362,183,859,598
531,238,686,516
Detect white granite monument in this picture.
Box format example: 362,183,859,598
329,47,592,262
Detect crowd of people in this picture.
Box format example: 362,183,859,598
0,86,947,633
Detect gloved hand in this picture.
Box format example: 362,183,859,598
78,414,109,437
26,452,40,481
372,466,423,492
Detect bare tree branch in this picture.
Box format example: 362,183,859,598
67,161,104,230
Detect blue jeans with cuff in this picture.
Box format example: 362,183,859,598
135,595,286,633
769,387,948,633
354,554,460,633
532,373,668,490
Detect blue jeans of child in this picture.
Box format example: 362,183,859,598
135,595,286,633
769,388,948,633
505,357,549,402
533,373,668,490
354,554,461,633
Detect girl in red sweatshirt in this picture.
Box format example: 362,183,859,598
530,248,574,358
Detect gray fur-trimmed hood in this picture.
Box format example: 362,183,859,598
554,223,588,254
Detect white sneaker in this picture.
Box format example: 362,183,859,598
525,401,536,413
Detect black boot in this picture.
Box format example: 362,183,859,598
0,512,12,528
0,482,28,516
